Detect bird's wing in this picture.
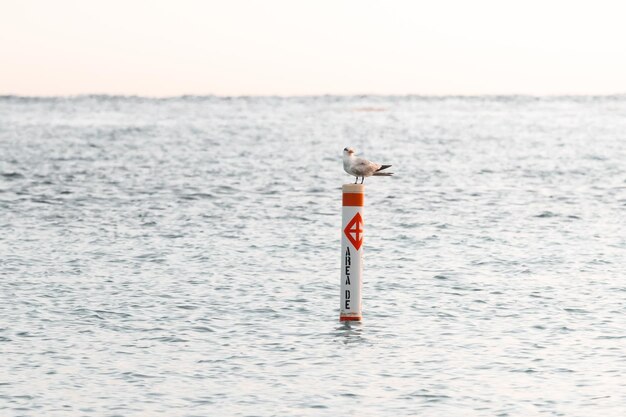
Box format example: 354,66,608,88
351,157,380,175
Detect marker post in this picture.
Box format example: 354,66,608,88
340,184,364,321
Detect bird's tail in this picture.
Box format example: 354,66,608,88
374,164,393,176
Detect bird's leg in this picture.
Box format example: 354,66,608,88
354,176,358,184
360,176,364,184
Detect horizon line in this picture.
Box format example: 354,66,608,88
2,93,626,100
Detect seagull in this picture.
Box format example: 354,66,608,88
343,147,393,184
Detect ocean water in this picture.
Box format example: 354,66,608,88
0,95,625,416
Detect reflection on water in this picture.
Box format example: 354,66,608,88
334,321,365,345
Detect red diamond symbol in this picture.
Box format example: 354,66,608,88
344,212,364,250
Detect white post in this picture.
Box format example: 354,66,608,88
340,184,364,321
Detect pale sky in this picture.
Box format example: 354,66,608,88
1,0,625,96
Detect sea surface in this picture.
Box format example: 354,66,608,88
1,95,625,417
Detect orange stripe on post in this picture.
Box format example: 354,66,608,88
340,316,362,321
343,193,364,206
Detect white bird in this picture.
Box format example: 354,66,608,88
343,147,393,184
